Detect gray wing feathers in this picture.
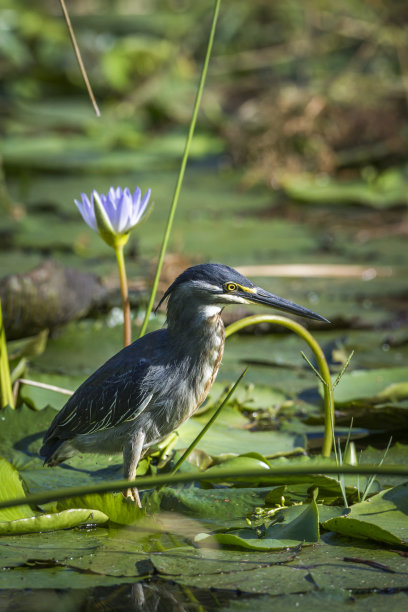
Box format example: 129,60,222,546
42,331,166,444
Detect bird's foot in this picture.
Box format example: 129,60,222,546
123,487,142,508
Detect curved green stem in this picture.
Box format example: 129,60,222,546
115,245,131,347
225,315,334,458
138,0,221,338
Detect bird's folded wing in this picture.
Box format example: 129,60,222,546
44,359,153,440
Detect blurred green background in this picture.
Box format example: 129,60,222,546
1,0,408,422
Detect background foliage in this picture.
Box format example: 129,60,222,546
1,0,408,609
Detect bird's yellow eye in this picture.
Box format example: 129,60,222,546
224,282,238,292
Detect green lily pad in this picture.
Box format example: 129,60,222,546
323,482,408,546
0,457,33,522
282,172,408,208
56,489,161,525
149,546,295,577
175,418,305,458
332,366,408,405
158,486,274,529
0,529,105,568
320,366,408,429
0,507,109,535
168,532,408,595
18,371,83,412
0,405,129,493
202,455,271,484
0,566,137,589
0,456,109,534
359,443,408,488
197,498,319,550
162,559,315,594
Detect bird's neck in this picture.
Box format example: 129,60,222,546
166,294,224,356
166,293,225,417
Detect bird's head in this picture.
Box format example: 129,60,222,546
157,263,329,323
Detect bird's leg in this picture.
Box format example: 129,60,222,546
123,430,146,508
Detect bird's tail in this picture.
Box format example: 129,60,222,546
39,439,75,467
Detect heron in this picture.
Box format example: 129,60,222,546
40,263,328,506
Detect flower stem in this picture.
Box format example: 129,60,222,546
0,299,14,409
138,0,221,338
115,245,131,347
225,315,334,458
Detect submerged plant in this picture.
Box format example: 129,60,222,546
75,186,151,347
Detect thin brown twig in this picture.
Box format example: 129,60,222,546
58,0,101,117
18,378,73,396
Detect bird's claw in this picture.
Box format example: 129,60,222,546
123,487,142,508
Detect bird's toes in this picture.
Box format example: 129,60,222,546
123,487,142,508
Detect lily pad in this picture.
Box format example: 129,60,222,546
175,418,305,458
0,529,105,568
282,172,408,208
197,498,319,550
0,456,109,534
332,366,408,405
158,486,273,529
323,482,408,546
0,508,109,535
0,457,33,522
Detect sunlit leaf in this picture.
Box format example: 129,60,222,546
323,482,408,546
197,498,319,550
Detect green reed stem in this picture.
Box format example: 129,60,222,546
225,315,334,458
170,368,247,476
1,464,407,511
115,244,131,347
138,0,221,338
0,299,14,409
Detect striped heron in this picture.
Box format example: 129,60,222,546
41,263,328,506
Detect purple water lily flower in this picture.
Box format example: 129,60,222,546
75,186,151,236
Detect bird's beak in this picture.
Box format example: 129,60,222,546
245,287,330,323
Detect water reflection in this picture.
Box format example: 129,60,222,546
0,579,254,611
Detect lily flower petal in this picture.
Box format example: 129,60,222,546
74,185,152,247
136,188,152,223
75,193,98,231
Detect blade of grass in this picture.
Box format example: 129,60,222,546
301,351,326,385
337,437,348,508
138,0,221,338
333,350,354,388
362,436,393,501
1,464,408,512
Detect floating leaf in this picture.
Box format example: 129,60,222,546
197,498,319,550
159,486,273,529
0,456,109,534
0,458,33,522
331,367,408,405
175,418,305,458
0,508,109,535
323,482,408,546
